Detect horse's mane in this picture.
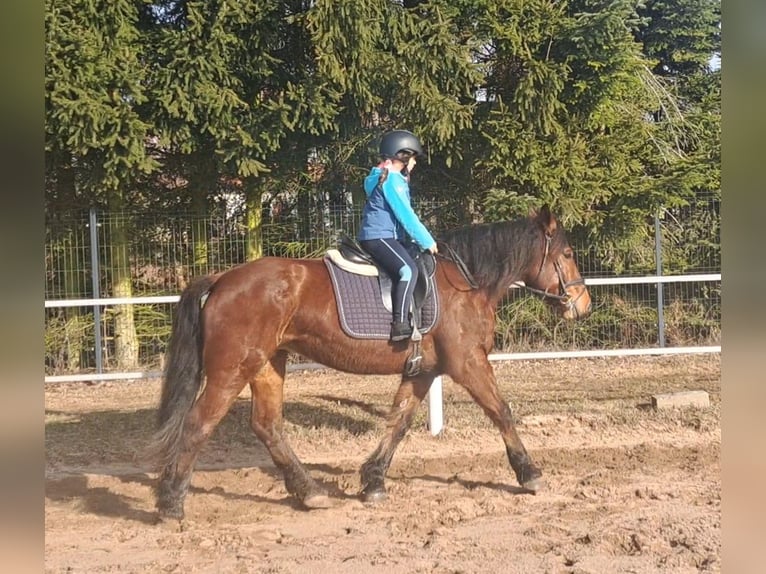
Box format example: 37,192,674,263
437,214,567,293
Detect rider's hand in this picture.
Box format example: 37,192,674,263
428,243,438,255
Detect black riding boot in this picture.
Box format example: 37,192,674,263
390,320,413,342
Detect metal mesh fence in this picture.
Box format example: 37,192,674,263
44,193,720,376
492,281,721,353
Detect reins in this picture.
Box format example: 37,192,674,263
435,243,479,290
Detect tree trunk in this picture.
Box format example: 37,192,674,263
106,188,139,370
191,190,209,277
56,160,87,371
63,231,86,371
189,154,213,276
244,178,264,261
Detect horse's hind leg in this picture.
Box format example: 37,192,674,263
451,349,543,492
156,371,247,520
249,351,332,509
360,374,434,503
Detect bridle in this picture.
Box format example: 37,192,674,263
436,233,587,312
520,234,587,310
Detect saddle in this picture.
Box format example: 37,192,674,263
324,237,439,376
330,236,436,321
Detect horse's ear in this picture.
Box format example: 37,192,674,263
536,204,557,236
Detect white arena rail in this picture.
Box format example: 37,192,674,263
45,274,721,434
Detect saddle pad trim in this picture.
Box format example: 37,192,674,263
325,249,378,276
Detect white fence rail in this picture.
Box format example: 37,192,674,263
44,273,721,384
42,273,723,310
45,273,721,434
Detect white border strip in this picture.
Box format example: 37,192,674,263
42,274,722,309
584,274,720,285
44,347,719,383
45,295,181,308
44,273,721,383
44,361,331,383
488,345,720,362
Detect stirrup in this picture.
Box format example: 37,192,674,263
404,354,422,377
404,336,423,376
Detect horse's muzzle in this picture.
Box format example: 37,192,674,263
561,286,592,320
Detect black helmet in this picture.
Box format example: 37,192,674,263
379,130,425,160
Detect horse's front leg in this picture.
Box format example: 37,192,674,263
451,349,543,492
360,374,434,503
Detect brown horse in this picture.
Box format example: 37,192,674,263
147,205,591,519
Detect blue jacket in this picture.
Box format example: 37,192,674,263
357,167,436,250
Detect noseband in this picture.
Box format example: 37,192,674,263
522,234,586,308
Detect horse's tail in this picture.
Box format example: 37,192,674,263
144,274,218,469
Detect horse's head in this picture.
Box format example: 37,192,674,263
522,205,592,320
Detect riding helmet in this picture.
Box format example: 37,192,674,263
379,130,425,160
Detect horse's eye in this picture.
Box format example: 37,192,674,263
563,249,574,260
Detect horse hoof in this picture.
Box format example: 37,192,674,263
156,506,184,522
361,489,388,504
521,476,544,494
302,492,334,509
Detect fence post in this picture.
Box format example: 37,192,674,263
654,212,665,348
89,207,103,373
428,376,444,435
